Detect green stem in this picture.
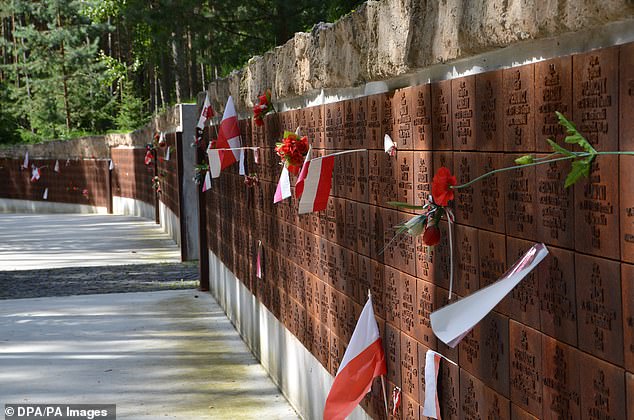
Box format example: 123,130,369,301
451,150,634,190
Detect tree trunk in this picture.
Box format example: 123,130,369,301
171,31,181,104
58,13,71,130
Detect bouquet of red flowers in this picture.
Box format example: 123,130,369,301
275,131,309,176
253,89,274,126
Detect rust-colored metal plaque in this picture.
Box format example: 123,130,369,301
575,155,620,259
572,47,619,151
538,246,577,346
394,87,414,150
455,224,480,297
460,369,511,420
535,56,573,153
452,75,476,150
432,80,453,150
366,94,383,150
342,247,357,298
475,70,504,151
622,43,634,152
476,153,505,232
355,254,371,306
478,230,508,314
535,158,575,248
326,101,344,150
507,237,540,329
411,83,432,150
343,200,357,252
396,151,415,207
369,204,385,263
541,335,581,420
368,151,382,205
400,272,416,337
356,203,371,257
384,265,402,328
622,264,634,372
437,352,461,420
381,152,399,204
622,152,634,262
625,372,634,419
401,392,419,420
354,97,368,149
454,152,479,227
504,63,535,152
432,220,451,290
482,312,511,397
578,351,626,420
415,232,435,283
356,149,370,203
505,154,537,241
414,279,437,350
509,320,543,417
306,104,325,149
371,258,386,319
343,99,356,149
340,152,357,200
382,91,396,141
396,210,417,276
382,208,400,269
400,332,420,401
413,151,432,208
329,332,346,376
385,323,402,387
576,253,623,366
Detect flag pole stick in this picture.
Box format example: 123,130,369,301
380,375,389,417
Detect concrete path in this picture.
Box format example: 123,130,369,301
0,213,181,270
0,290,298,419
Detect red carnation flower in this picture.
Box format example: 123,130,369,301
422,223,441,246
431,166,457,206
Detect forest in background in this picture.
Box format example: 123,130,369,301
0,0,363,144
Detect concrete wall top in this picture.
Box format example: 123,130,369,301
203,0,634,115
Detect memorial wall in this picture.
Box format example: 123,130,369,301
203,41,634,419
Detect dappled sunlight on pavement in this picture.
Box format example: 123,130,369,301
0,213,180,270
0,290,298,419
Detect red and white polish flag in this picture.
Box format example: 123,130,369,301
273,165,291,204
323,295,387,420
296,155,334,214
207,96,242,178
30,166,40,182
201,171,212,192
422,350,443,419
197,93,214,129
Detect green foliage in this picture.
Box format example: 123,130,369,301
116,79,150,131
0,0,364,144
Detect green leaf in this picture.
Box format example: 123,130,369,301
283,131,295,138
564,158,592,188
514,155,535,165
387,201,427,210
546,139,575,157
556,111,597,155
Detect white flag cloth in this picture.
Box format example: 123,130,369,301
422,350,443,419
197,93,214,129
201,171,212,192
43,188,49,200
54,160,60,173
207,147,222,178
273,166,291,203
165,146,171,161
384,134,396,156
430,243,549,348
30,166,40,182
323,295,387,419
109,159,115,171
22,151,29,169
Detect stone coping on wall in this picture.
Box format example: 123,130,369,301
201,0,634,117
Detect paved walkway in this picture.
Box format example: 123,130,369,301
0,213,298,419
0,290,297,419
0,213,181,270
